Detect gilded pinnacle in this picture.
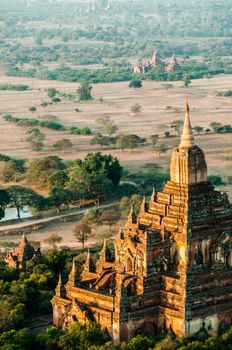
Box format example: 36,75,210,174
180,101,194,148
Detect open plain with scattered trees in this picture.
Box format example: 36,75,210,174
0,74,231,248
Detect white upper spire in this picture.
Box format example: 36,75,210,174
180,100,195,148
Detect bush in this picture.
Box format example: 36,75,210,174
29,106,36,112
129,79,143,88
218,90,232,97
208,175,224,185
70,126,92,135
2,114,65,131
52,97,61,103
0,84,29,91
41,102,49,107
47,88,57,98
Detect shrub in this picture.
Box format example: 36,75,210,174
29,106,37,112
41,102,49,107
52,97,61,103
208,175,224,185
0,84,29,91
70,126,92,135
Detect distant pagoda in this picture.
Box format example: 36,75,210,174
5,234,43,269
150,51,162,66
133,50,162,74
52,102,232,343
105,0,112,11
166,53,180,72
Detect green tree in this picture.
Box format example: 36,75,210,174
26,156,66,190
0,160,21,183
45,248,73,274
0,189,10,220
193,126,204,134
52,97,61,103
100,209,121,232
7,185,40,220
49,188,75,212
48,170,68,192
96,116,118,136
129,79,143,89
120,194,143,217
74,222,91,249
44,234,63,248
150,134,159,147
47,88,57,98
157,123,168,136
33,195,51,216
90,133,111,149
26,127,45,152
210,122,222,133
58,322,105,350
36,327,63,350
77,81,93,101
29,106,36,112
183,74,191,87
126,335,153,350
0,300,25,332
68,153,122,190
53,139,73,153
171,119,184,136
116,134,145,151
155,143,168,157
0,328,34,349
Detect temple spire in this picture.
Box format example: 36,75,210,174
99,239,112,262
55,273,65,298
149,186,156,205
127,205,136,224
140,196,147,213
21,233,28,244
68,258,79,286
180,100,194,148
118,226,124,239
83,249,94,272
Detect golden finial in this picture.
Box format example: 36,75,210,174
185,97,189,115
180,100,194,148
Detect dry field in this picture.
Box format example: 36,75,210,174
0,74,231,250
0,220,117,251
0,74,231,174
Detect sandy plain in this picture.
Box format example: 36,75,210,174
0,74,231,250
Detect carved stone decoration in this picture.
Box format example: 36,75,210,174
52,103,232,343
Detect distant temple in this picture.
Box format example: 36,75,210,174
87,1,99,13
5,234,43,269
166,53,180,72
133,51,162,74
105,1,113,11
52,102,232,343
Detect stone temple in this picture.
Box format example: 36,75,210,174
5,234,43,269
52,103,232,343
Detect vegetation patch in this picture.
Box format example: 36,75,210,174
0,84,29,91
